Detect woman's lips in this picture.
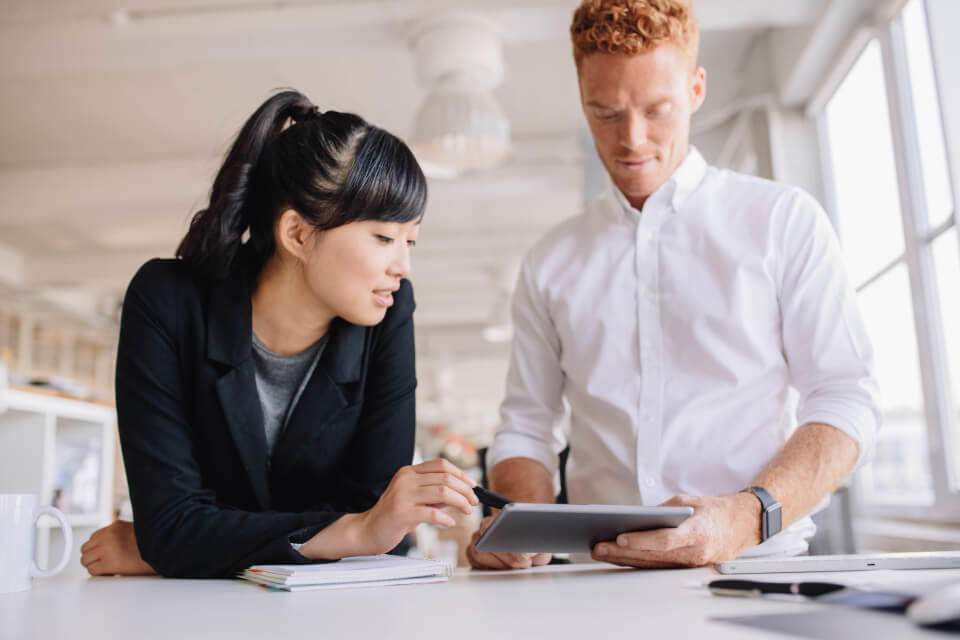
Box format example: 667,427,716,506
372,290,394,307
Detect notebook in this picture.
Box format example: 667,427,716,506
238,554,452,591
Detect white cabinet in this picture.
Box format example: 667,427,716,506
0,387,116,576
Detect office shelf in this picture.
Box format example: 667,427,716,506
0,387,116,576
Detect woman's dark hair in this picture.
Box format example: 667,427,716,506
176,90,427,280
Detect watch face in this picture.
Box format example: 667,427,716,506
748,487,782,541
764,503,782,540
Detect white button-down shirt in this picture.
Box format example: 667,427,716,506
488,147,880,557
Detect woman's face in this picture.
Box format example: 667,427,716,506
302,218,419,326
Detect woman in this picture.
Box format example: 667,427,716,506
79,90,477,578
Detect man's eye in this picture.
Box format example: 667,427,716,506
597,112,619,121
650,105,673,119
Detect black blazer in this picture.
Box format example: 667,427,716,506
115,257,416,578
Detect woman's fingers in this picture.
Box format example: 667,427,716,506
414,506,457,528
417,484,474,515
411,459,475,489
416,472,478,507
80,550,101,569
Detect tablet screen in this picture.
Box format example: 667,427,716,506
474,503,693,554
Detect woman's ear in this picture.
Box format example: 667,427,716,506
276,209,312,262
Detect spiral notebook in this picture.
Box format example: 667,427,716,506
238,554,452,591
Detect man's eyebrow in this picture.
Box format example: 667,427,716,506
585,100,617,109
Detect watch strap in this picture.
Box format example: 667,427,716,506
741,486,782,541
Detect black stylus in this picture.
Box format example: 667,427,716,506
473,485,513,509
708,579,846,598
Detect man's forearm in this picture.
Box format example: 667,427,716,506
751,422,860,528
489,457,556,503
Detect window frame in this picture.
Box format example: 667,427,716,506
814,0,960,522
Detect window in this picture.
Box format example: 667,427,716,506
819,0,958,518
902,0,954,231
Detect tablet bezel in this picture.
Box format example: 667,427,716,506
473,502,694,554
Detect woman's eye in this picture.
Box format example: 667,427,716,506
407,240,417,248
376,235,393,245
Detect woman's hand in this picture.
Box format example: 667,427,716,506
80,520,157,576
357,458,479,554
300,459,478,560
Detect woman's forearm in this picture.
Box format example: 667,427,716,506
298,513,371,560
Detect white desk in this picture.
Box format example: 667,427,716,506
2,563,957,639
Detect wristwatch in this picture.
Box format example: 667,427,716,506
741,486,782,541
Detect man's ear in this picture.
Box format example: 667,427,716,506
276,209,311,261
691,66,707,113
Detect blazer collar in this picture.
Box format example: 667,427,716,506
206,269,254,367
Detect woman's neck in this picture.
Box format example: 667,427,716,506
250,256,332,355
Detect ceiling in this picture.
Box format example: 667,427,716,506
1,0,860,437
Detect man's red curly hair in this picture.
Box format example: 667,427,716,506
570,0,699,68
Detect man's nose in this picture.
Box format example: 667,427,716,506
620,111,647,149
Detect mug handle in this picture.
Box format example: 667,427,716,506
31,506,73,577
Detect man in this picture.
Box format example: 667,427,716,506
467,0,880,570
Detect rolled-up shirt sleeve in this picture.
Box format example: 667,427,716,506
487,257,566,477
777,188,882,469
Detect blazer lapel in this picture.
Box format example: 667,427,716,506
273,318,366,457
207,269,272,511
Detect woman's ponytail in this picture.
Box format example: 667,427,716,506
176,90,319,280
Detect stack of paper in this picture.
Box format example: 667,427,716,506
238,554,452,591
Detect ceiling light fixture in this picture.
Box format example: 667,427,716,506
408,12,511,179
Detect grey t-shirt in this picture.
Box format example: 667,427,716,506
251,332,327,457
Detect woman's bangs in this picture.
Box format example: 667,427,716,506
339,128,427,224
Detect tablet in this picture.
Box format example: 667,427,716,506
473,502,694,554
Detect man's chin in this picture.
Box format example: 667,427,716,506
613,176,664,205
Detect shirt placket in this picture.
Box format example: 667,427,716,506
634,205,664,503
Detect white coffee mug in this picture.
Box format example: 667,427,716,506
0,494,73,593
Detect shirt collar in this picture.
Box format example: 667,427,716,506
608,145,707,219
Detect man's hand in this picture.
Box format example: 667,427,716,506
80,520,156,576
591,493,761,568
466,514,552,570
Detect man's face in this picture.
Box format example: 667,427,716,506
578,45,706,208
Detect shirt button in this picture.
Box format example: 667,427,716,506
645,478,656,488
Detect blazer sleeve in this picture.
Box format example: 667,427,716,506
331,278,417,513
116,260,341,578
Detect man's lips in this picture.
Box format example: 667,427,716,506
617,156,657,170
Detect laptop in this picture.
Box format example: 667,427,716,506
716,550,960,574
